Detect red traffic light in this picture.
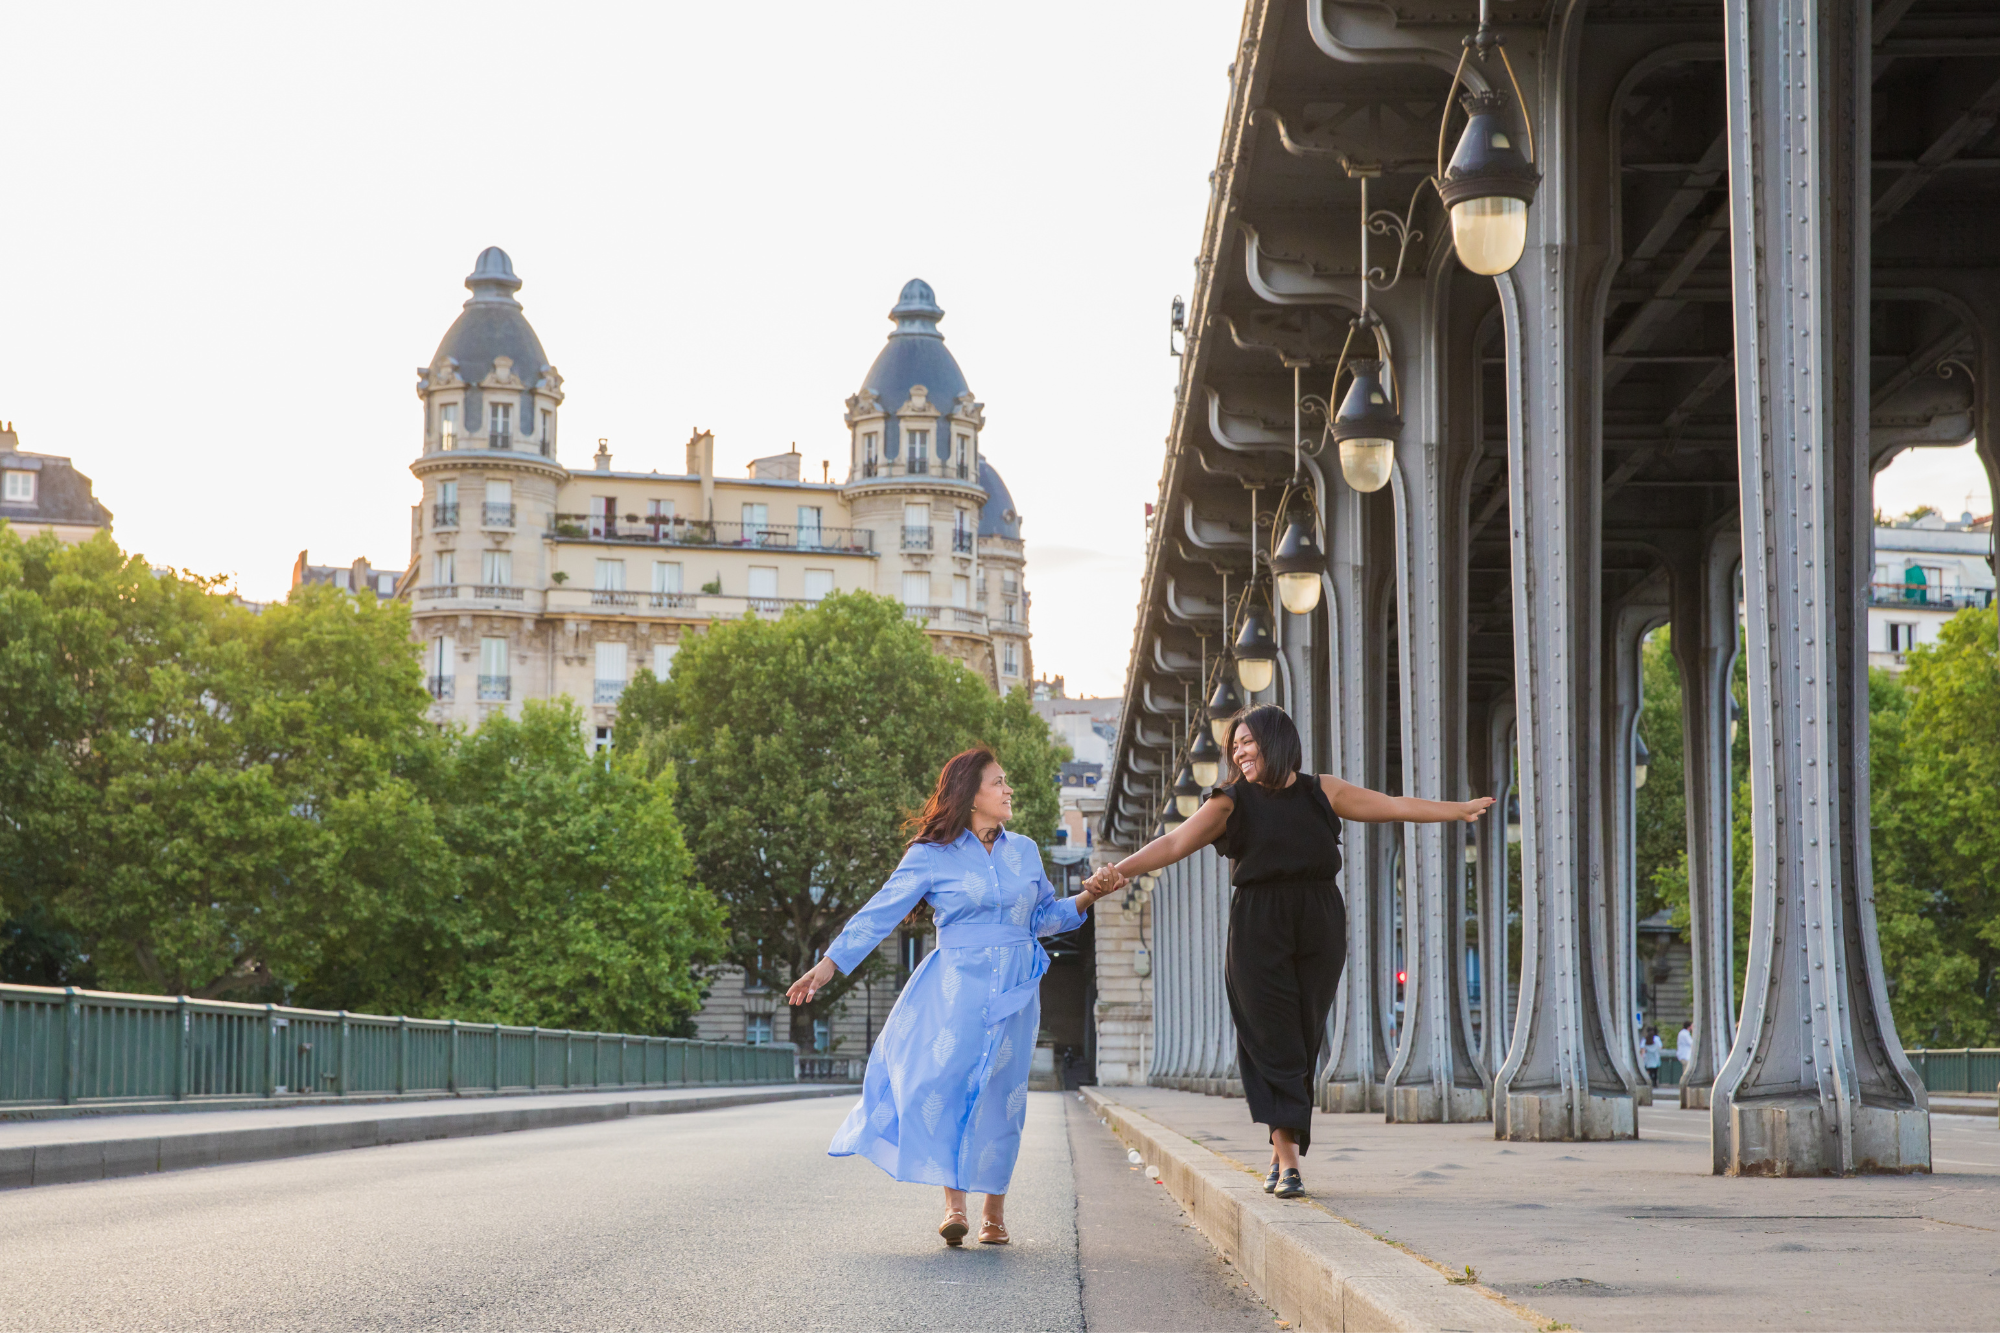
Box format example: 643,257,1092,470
1396,970,1407,985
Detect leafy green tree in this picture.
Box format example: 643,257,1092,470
429,700,724,1034
1868,609,2000,1045
615,591,1068,1046
1634,627,1687,922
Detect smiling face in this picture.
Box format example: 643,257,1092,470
970,761,1014,827
1229,725,1264,784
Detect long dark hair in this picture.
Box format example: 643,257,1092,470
905,746,999,847
1223,704,1304,790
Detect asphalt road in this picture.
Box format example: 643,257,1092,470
0,1091,1270,1332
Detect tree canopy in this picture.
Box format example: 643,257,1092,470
0,527,723,1034
614,591,1068,1045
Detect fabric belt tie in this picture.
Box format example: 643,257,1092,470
936,923,1047,1024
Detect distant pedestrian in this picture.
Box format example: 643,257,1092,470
1676,1020,1695,1072
1083,705,1493,1201
1641,1026,1663,1086
786,747,1120,1248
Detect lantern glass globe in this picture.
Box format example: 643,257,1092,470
1192,758,1220,788
1450,195,1529,275
1276,570,1321,615
1211,715,1234,748
1175,793,1200,818
1339,438,1395,492
1236,656,1275,694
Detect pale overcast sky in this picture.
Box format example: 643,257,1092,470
2,5,1987,700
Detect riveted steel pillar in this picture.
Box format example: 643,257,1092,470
1715,0,1929,1175
1383,282,1487,1124
1493,8,1637,1142
1315,459,1391,1112
1478,701,1516,1077
1604,588,1669,1103
1667,526,1741,1110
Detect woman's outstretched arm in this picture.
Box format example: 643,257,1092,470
1084,793,1234,892
1322,774,1493,825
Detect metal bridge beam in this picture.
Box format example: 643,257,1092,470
1714,0,1929,1175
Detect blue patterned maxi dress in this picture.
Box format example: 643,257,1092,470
824,828,1087,1195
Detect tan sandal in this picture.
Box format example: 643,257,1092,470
939,1210,969,1246
978,1219,1010,1245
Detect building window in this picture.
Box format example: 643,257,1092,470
489,401,512,448
428,637,453,700
595,641,628,703
953,574,971,608
376,574,395,595
902,571,931,607
590,495,616,538
797,505,822,546
652,642,678,679
439,404,459,451
1003,642,1020,677
434,551,455,586
481,550,512,587
653,561,683,594
593,726,612,753
1,471,34,503
540,409,553,456
596,558,626,591
1887,622,1920,653
863,432,879,477
479,637,510,700
433,479,459,528
742,502,769,543
746,1015,774,1045
748,565,779,599
906,429,929,474
952,509,973,553
812,1018,830,1053
903,502,931,550
900,931,924,979
1004,599,1018,623
955,433,971,478
484,479,513,528
648,498,674,536
804,568,834,602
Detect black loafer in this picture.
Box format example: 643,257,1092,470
1274,1168,1305,1199
1262,1163,1281,1193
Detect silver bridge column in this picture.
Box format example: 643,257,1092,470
1714,0,1929,1175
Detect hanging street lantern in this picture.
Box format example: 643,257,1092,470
1438,88,1541,276
1270,515,1325,615
1233,604,1277,694
1633,733,1651,790
1207,673,1244,747
1172,764,1202,818
1188,726,1222,789
1332,359,1400,492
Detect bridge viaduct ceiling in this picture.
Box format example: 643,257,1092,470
1104,0,2000,1175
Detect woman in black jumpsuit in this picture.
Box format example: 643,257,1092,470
1086,706,1491,1198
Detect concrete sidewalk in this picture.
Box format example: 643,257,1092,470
0,1083,858,1191
1093,1084,2000,1332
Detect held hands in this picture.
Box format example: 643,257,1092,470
786,957,838,1007
1458,796,1498,823
1080,866,1130,904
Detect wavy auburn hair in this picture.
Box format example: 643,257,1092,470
905,746,1000,847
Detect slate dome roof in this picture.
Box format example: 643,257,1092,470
431,247,550,386
859,279,971,458
978,459,1022,539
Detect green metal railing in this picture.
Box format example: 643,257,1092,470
1905,1048,2000,1096
0,984,794,1108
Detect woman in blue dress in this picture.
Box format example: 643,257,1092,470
786,746,1118,1247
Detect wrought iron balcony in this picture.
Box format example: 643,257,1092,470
902,526,932,550
907,457,930,475
477,675,510,701
1868,582,1988,610
488,431,512,451
483,503,515,528
472,585,524,601
951,530,974,554
427,675,454,701
432,502,459,528
416,584,458,600
549,515,874,554
594,678,625,704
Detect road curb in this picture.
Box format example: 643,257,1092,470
0,1084,858,1191
1082,1087,1540,1333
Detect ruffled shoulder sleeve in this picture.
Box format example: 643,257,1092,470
1210,780,1250,859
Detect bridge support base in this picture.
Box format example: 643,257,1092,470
1387,1083,1489,1124
1680,1083,1713,1111
1498,1090,1637,1142
1721,1097,1930,1177
1320,1079,1384,1114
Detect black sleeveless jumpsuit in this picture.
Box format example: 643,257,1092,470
1215,775,1346,1153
